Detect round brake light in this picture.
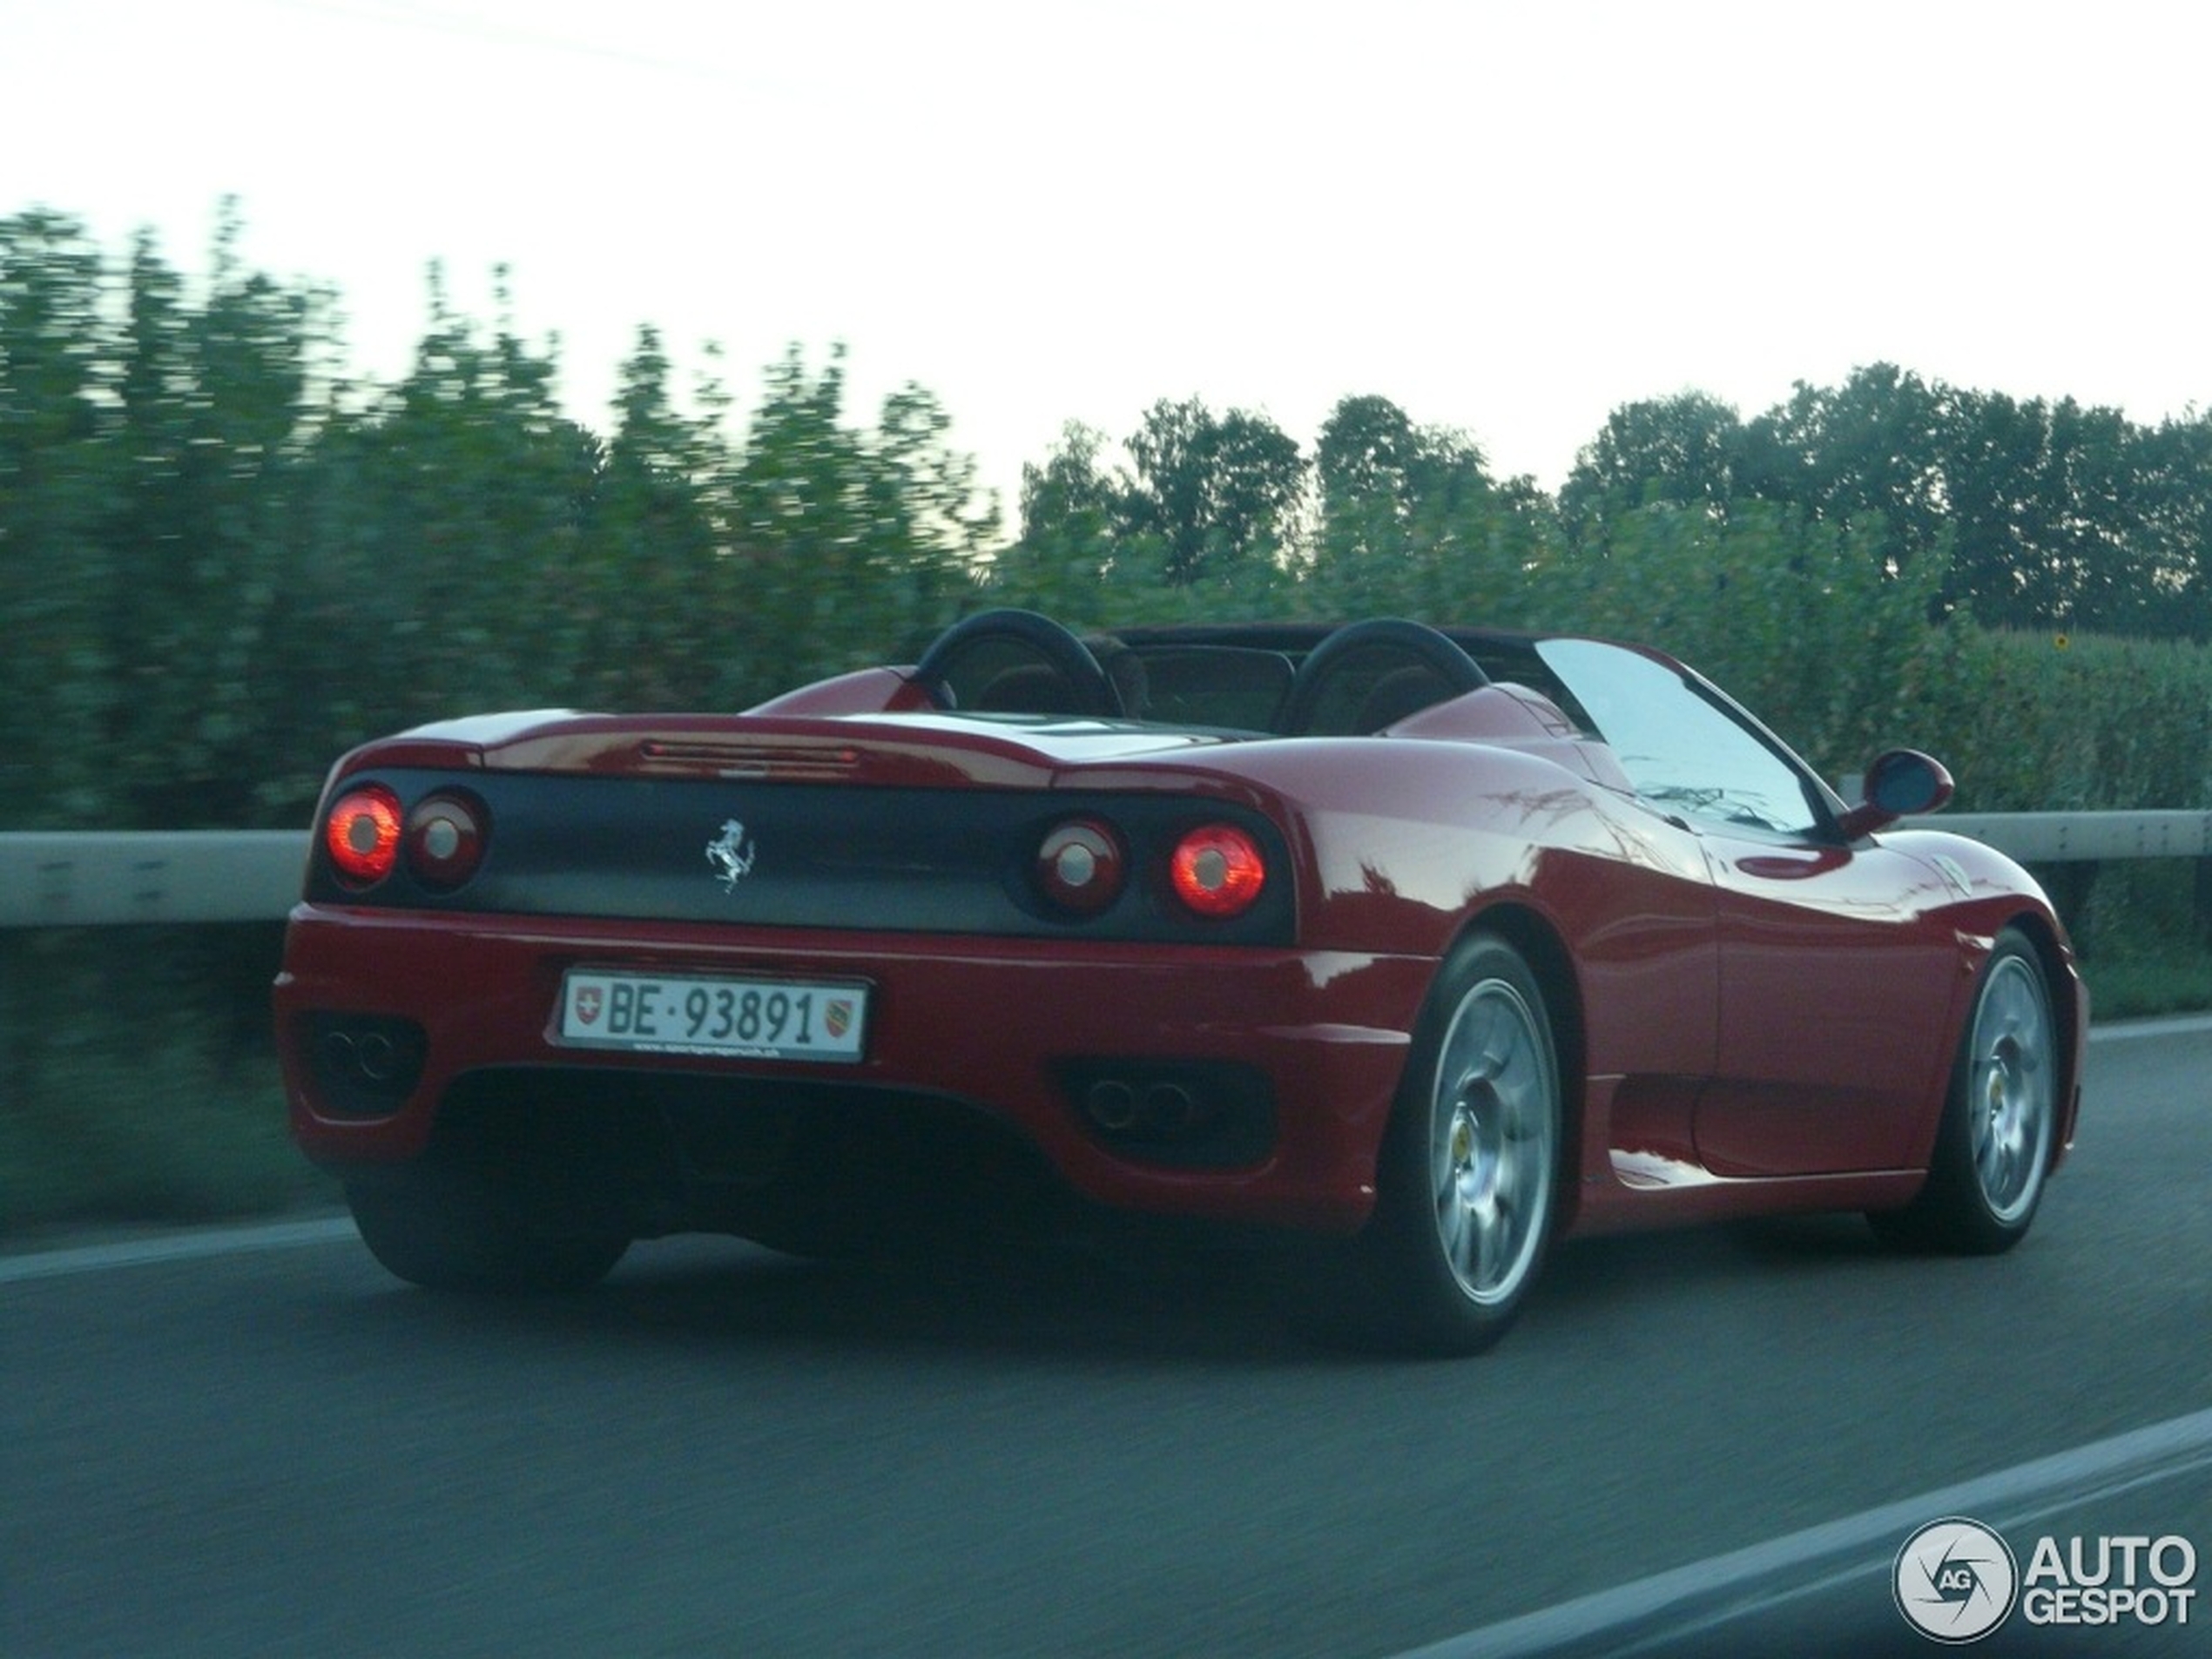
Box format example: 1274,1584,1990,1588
325,785,403,887
1169,824,1266,919
1035,819,1124,915
407,792,488,889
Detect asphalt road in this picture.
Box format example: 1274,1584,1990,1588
5,1022,2209,1658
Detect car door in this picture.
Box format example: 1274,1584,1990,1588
1537,639,1960,1177
1694,824,1964,1175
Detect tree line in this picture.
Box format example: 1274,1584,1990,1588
1558,370,2212,638
1013,369,2212,643
5,205,2210,839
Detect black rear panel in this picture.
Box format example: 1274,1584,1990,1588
308,769,1295,945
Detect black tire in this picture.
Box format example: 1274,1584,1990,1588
345,1165,630,1293
1868,927,2058,1254
1312,934,1564,1355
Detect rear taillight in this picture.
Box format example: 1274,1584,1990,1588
1169,824,1266,919
1035,819,1125,916
406,792,488,889
324,785,403,887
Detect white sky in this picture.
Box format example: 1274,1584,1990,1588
10,0,2209,516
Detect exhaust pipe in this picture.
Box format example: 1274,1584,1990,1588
354,1031,397,1082
305,1013,426,1111
1143,1082,1197,1136
1061,1059,1272,1167
1085,1079,1139,1131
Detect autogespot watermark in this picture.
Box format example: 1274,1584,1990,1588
1893,1516,2199,1643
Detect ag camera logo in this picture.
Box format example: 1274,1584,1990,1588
1894,1517,2019,1642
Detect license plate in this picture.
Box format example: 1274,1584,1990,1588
557,969,867,1062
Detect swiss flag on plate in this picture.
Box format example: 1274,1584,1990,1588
574,985,603,1026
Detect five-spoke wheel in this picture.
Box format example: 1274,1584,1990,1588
1870,927,2058,1253
1427,968,1559,1309
1316,934,1562,1354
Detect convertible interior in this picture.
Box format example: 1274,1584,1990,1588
917,613,1592,738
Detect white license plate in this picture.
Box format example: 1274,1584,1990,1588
557,969,867,1062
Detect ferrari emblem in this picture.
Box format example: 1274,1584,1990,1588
706,819,759,889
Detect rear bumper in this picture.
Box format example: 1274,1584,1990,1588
274,905,1434,1232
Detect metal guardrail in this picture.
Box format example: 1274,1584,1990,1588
1932,811,2212,862
0,832,307,927
3,813,2208,927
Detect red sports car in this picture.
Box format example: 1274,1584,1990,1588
275,610,2085,1353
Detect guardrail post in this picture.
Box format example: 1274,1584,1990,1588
2039,860,2101,941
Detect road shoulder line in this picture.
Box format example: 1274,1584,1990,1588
1393,1405,2212,1658
0,1214,356,1284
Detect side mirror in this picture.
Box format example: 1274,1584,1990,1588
1836,749,1954,840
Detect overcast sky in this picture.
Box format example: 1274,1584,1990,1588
11,0,2208,513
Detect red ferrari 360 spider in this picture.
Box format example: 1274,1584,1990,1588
276,610,2084,1352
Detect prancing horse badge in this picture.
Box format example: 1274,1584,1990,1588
705,819,758,889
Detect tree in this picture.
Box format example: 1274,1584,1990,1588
724,345,992,691
1121,397,1304,585
1306,394,1509,615
1940,388,2182,635
1001,421,1131,614
868,381,1001,584
270,262,602,768
0,209,118,828
1738,364,1952,577
560,324,732,709
1559,390,1743,538
1010,398,1305,594
2127,413,2212,639
105,210,333,824
1316,395,1488,540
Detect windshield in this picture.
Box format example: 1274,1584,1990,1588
1535,637,1823,836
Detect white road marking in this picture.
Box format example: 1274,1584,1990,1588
1393,1405,2212,1657
0,1214,356,1285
